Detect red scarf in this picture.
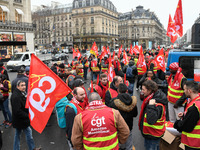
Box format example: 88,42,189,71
86,100,106,110
167,67,182,84
113,60,121,71
138,92,154,130
99,82,108,101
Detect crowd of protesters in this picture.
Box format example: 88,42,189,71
0,46,200,150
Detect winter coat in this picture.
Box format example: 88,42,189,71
105,81,118,106
123,61,138,83
109,93,138,131
11,88,30,129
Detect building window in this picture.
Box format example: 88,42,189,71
15,10,22,23
76,28,79,35
70,37,72,41
91,8,94,13
91,27,94,34
102,27,104,33
83,18,86,25
57,16,59,21
91,17,94,24
83,27,86,34
76,19,79,25
70,30,72,35
106,28,107,34
76,10,78,14
14,0,22,3
102,17,104,24
65,22,68,27
0,8,8,22
83,9,86,13
69,15,71,19
65,15,68,20
69,22,71,27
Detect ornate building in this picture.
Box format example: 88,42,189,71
72,0,119,50
119,6,166,49
0,0,35,61
32,3,73,50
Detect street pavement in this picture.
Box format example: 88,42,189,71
0,53,145,150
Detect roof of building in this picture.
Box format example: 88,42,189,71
72,0,117,12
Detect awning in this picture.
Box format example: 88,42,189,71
15,8,24,15
0,5,9,13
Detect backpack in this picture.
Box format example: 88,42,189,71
126,65,134,78
55,96,77,128
3,80,11,93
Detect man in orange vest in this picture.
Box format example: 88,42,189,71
105,76,123,106
174,81,200,150
139,80,167,150
65,87,86,150
71,92,130,150
167,62,187,123
89,56,100,80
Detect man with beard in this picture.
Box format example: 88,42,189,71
139,80,167,150
174,81,200,150
65,87,86,150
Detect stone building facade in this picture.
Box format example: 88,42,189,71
0,0,35,60
32,4,73,50
72,0,118,50
119,6,166,49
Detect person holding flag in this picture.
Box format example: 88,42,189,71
89,55,100,80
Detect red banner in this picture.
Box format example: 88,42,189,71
118,45,122,58
155,48,166,72
90,42,98,57
174,0,183,37
166,14,178,43
26,54,72,133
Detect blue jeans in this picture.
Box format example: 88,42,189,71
128,83,134,96
92,72,97,81
0,97,12,122
13,126,35,150
144,138,160,150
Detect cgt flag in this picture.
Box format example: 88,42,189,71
166,14,178,43
155,48,166,72
90,42,98,57
174,0,183,37
26,54,72,133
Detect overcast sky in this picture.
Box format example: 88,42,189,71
31,0,200,35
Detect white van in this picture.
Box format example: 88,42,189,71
7,52,51,71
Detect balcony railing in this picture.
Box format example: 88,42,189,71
0,20,36,31
73,32,119,37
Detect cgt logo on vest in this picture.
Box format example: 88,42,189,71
91,113,105,127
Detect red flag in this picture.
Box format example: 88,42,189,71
107,46,111,55
166,14,178,43
76,49,82,60
158,45,160,50
129,44,133,55
123,50,128,65
133,45,140,55
26,54,72,133
72,48,77,59
118,45,122,57
154,48,166,72
97,74,99,84
90,42,98,57
99,46,106,62
136,46,147,74
112,51,115,61
174,0,183,37
108,55,115,86
90,80,94,93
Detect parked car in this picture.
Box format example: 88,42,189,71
60,53,69,60
41,49,47,54
52,54,62,61
62,48,69,54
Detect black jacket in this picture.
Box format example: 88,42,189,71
11,74,28,93
140,89,167,140
105,81,118,106
139,72,162,86
109,93,138,131
11,88,30,129
123,61,138,83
